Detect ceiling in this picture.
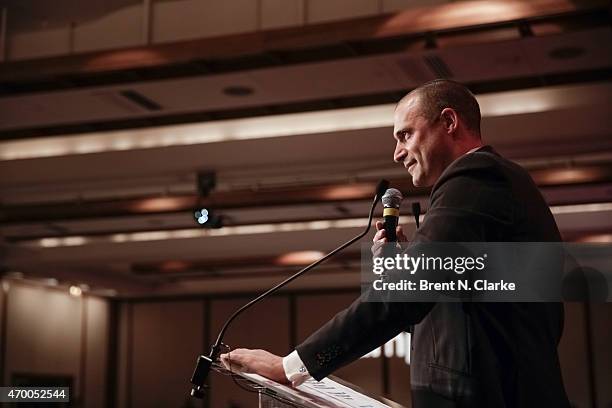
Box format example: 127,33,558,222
0,0,611,298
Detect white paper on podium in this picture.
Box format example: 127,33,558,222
241,372,392,408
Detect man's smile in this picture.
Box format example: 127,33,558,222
405,159,417,172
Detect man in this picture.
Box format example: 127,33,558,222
221,80,570,407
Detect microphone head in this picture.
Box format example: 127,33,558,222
382,188,403,209
376,179,390,199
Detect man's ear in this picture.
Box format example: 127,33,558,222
440,108,458,134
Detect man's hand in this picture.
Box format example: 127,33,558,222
219,348,289,384
371,220,408,257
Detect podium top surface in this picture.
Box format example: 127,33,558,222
213,365,408,408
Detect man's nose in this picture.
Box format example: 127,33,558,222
394,143,406,163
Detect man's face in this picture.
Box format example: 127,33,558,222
392,96,453,187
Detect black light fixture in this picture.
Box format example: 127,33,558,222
194,172,223,228
196,171,217,197
194,208,210,225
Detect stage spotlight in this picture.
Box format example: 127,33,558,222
194,208,209,225
194,208,223,228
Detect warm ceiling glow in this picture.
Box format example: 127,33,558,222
535,167,603,185
433,1,532,24
575,234,612,243
28,218,373,247
549,202,612,215
40,236,88,248
85,49,168,70
321,185,377,200
0,104,393,160
18,202,612,248
131,197,192,212
277,250,326,266
1,83,607,161
380,0,560,36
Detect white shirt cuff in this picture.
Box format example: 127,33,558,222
282,350,311,387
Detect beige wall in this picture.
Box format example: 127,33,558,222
5,284,82,389
0,283,4,384
1,281,109,406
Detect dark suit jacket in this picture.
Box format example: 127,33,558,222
296,146,570,407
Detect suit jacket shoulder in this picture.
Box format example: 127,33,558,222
416,146,520,243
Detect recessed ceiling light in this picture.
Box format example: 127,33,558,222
223,85,254,96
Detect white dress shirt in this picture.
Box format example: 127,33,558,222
282,350,311,386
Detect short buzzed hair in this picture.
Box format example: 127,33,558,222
400,79,481,134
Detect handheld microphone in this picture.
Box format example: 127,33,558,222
189,179,390,398
382,188,403,242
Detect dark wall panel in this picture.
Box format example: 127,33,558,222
209,296,291,407
130,300,204,408
591,303,612,408
558,303,591,408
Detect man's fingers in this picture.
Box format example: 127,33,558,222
373,223,408,255
397,225,408,242
372,221,388,255
373,224,387,243
371,241,385,257
219,349,287,383
220,351,248,372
